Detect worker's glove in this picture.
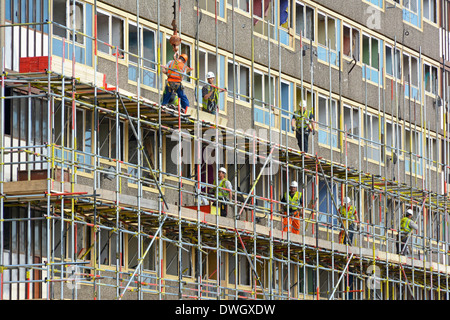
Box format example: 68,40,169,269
312,130,316,135
291,126,296,132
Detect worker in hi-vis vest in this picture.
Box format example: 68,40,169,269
338,197,359,245
281,181,302,235
202,71,226,115
161,53,193,113
397,209,418,255
291,100,315,153
209,167,233,217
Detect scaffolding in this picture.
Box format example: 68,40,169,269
0,0,450,300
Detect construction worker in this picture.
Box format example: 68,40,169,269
202,71,225,115
209,167,233,217
397,209,418,255
281,181,302,235
338,197,359,245
291,100,315,153
161,53,193,113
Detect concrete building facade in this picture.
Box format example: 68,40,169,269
0,0,449,300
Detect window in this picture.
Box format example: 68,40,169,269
343,25,360,61
343,104,360,139
280,81,294,132
403,0,421,27
254,71,276,126
405,128,423,176
403,53,419,100
97,10,124,56
127,127,158,187
426,135,438,168
128,23,157,88
128,236,156,271
280,0,291,29
424,63,438,95
227,0,250,12
166,242,192,277
364,112,381,162
317,12,339,65
362,34,382,83
367,0,383,8
385,45,401,79
384,121,402,160
279,0,292,45
228,61,250,102
53,0,84,44
295,1,314,41
253,0,275,38
423,0,437,23
363,34,379,70
318,95,338,148
51,0,93,66
98,116,123,160
199,0,225,18
100,228,124,266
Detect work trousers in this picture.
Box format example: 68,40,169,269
283,211,302,235
296,129,310,153
397,233,410,255
161,82,189,112
339,223,355,245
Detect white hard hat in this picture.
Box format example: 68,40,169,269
290,181,298,188
344,197,351,204
406,209,413,216
299,100,307,108
206,71,215,79
219,167,227,174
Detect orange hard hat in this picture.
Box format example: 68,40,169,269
180,53,188,62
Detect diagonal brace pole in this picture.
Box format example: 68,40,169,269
117,93,169,210
118,214,168,299
329,253,354,300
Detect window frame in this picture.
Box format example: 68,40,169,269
96,9,125,58
294,1,315,41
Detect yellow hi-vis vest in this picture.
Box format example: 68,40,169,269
213,179,230,198
400,217,412,233
340,205,356,221
285,191,301,212
295,109,312,129
202,86,218,111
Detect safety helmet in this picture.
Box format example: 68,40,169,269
406,209,413,216
219,167,227,175
290,181,298,188
206,71,215,79
344,197,351,204
180,53,188,62
299,100,307,108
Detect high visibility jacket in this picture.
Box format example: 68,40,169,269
213,179,231,199
400,217,412,233
340,204,356,221
295,109,312,130
202,86,219,111
284,191,301,212
167,59,186,83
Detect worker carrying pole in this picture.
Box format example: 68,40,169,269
338,197,359,245
396,208,418,255
281,181,302,235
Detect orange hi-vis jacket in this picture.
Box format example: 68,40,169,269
167,59,187,83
